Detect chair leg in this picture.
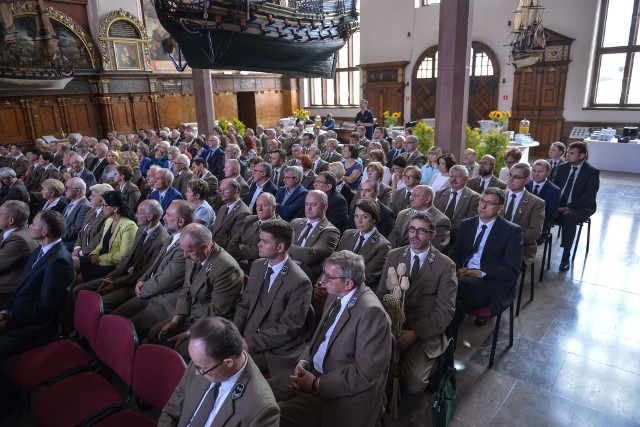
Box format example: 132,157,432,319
585,219,591,254
530,261,535,302
547,233,552,271
572,222,583,262
508,304,514,348
488,313,502,369
516,263,526,317
540,235,549,282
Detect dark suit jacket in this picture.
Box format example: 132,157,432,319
2,241,74,340
159,356,279,427
377,246,457,358
386,147,405,169
325,191,348,234
338,229,391,289
206,147,226,181
72,207,107,255
0,180,29,205
234,257,312,377
275,186,308,222
151,186,185,214
10,155,29,178
0,227,39,295
89,157,108,182
227,215,281,270
172,170,193,197
451,216,523,313
321,151,343,163
466,175,507,194
244,180,278,214
61,198,92,250
75,168,97,194
389,206,451,252
119,181,141,210
390,187,412,217
312,158,329,174
552,161,599,212
526,180,561,232
301,170,317,191
548,158,566,181
35,165,61,192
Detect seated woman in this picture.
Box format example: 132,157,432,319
113,165,141,210
121,150,142,189
40,178,68,213
429,153,457,191
79,191,138,283
99,150,120,185
136,144,151,177
390,155,408,192
341,144,363,192
421,146,443,185
363,161,392,206
328,161,354,206
191,138,209,160
367,149,391,185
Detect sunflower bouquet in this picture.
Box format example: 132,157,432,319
488,110,511,128
293,109,311,123
383,111,401,127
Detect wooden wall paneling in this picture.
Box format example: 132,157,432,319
237,92,257,130
132,94,155,132
213,92,238,120
0,100,28,143
112,96,135,134
67,96,100,137
158,93,197,129
33,98,65,138
255,91,285,128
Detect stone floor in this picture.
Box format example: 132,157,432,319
5,171,640,427
386,170,640,427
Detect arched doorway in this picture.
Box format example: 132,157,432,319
411,42,500,127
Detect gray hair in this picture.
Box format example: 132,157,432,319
325,250,366,286
449,164,469,177
175,153,190,167
181,223,213,246
67,177,86,195
258,162,272,178
257,192,276,205
89,183,115,197
226,144,240,157
1,200,29,226
221,177,241,191
139,199,164,220
409,211,436,231
283,165,303,181
406,135,418,144
0,167,16,179
362,178,381,193
157,168,174,184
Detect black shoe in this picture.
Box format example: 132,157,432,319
559,259,570,271
474,316,490,327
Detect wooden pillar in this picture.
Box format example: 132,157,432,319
192,69,216,136
434,0,473,160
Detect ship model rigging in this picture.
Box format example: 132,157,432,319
508,0,547,68
152,0,359,78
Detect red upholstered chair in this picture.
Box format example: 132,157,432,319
30,315,139,427
90,344,187,427
467,302,514,369
12,290,103,394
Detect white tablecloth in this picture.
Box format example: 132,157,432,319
584,138,640,173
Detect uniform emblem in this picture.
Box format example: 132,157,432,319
402,247,410,258
281,266,289,276
206,263,213,273
319,223,326,229
231,383,245,399
347,297,358,309
371,235,378,244
428,253,436,264
150,231,158,239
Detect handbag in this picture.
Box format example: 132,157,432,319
432,338,457,427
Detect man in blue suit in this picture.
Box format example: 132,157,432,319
526,160,561,236
0,210,74,416
275,166,308,222
450,187,523,341
205,135,226,181
552,141,600,271
244,162,278,214
386,136,406,169
150,168,184,215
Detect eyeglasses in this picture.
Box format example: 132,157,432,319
194,358,226,376
507,173,526,180
403,175,419,180
321,272,347,283
408,226,435,236
479,198,502,206
283,176,297,180
65,187,81,191
314,179,328,185
478,161,493,165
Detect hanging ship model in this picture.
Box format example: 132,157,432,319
508,0,547,68
152,0,359,78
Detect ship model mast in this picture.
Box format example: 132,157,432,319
509,0,547,67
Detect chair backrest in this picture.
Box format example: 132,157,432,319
304,305,316,343
132,344,186,409
95,315,139,385
74,290,104,349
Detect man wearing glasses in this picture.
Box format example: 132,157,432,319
377,211,457,396
60,177,92,250
466,155,507,194
391,165,422,216
159,317,279,427
450,188,523,342
244,162,277,214
275,166,308,222
273,250,392,427
400,135,426,168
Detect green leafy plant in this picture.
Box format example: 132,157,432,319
216,117,246,137
475,130,509,174
465,125,482,152
412,120,435,155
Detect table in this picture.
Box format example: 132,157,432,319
508,141,540,164
584,138,640,173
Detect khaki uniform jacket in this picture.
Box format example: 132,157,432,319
288,217,340,282
390,187,412,217
501,189,545,265
23,165,44,192
159,356,279,427
174,243,243,322
10,156,29,178
234,257,312,377
119,181,141,210
401,151,426,168
172,169,193,197
466,175,507,194
73,208,108,256
301,170,317,191
201,170,219,206
210,200,251,250
0,227,39,295
226,214,280,267
433,186,481,242
388,206,451,252
312,158,329,174
376,246,457,359
337,229,391,289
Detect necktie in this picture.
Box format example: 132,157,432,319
309,297,341,359
219,206,229,222
263,266,274,296
504,194,517,221
444,191,458,219
190,382,221,427
273,170,279,185
471,224,487,255
297,223,313,245
32,248,44,268
410,255,420,283
354,234,365,253
63,203,74,218
560,166,578,206
405,190,412,206
533,184,540,196
159,194,164,205
482,179,487,191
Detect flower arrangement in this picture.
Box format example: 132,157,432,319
413,120,435,156
293,109,311,123
381,263,410,419
216,117,246,137
488,110,511,128
383,111,401,127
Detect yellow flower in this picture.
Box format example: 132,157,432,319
495,112,503,120
392,112,401,119
488,111,496,119
505,111,511,118
383,111,390,117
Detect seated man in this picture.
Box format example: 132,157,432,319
389,184,450,252
271,251,392,427
433,165,480,246
60,178,92,250
526,159,561,236
275,166,308,221
0,167,29,205
159,317,279,427
390,166,421,216
312,171,348,234
345,179,394,238
466,155,507,194
227,192,280,272
209,178,251,250
244,161,277,214
150,223,244,359
450,188,523,342
151,168,184,215
288,190,340,283
0,201,39,306
233,219,312,378
73,200,169,312
552,141,599,271
377,211,457,394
